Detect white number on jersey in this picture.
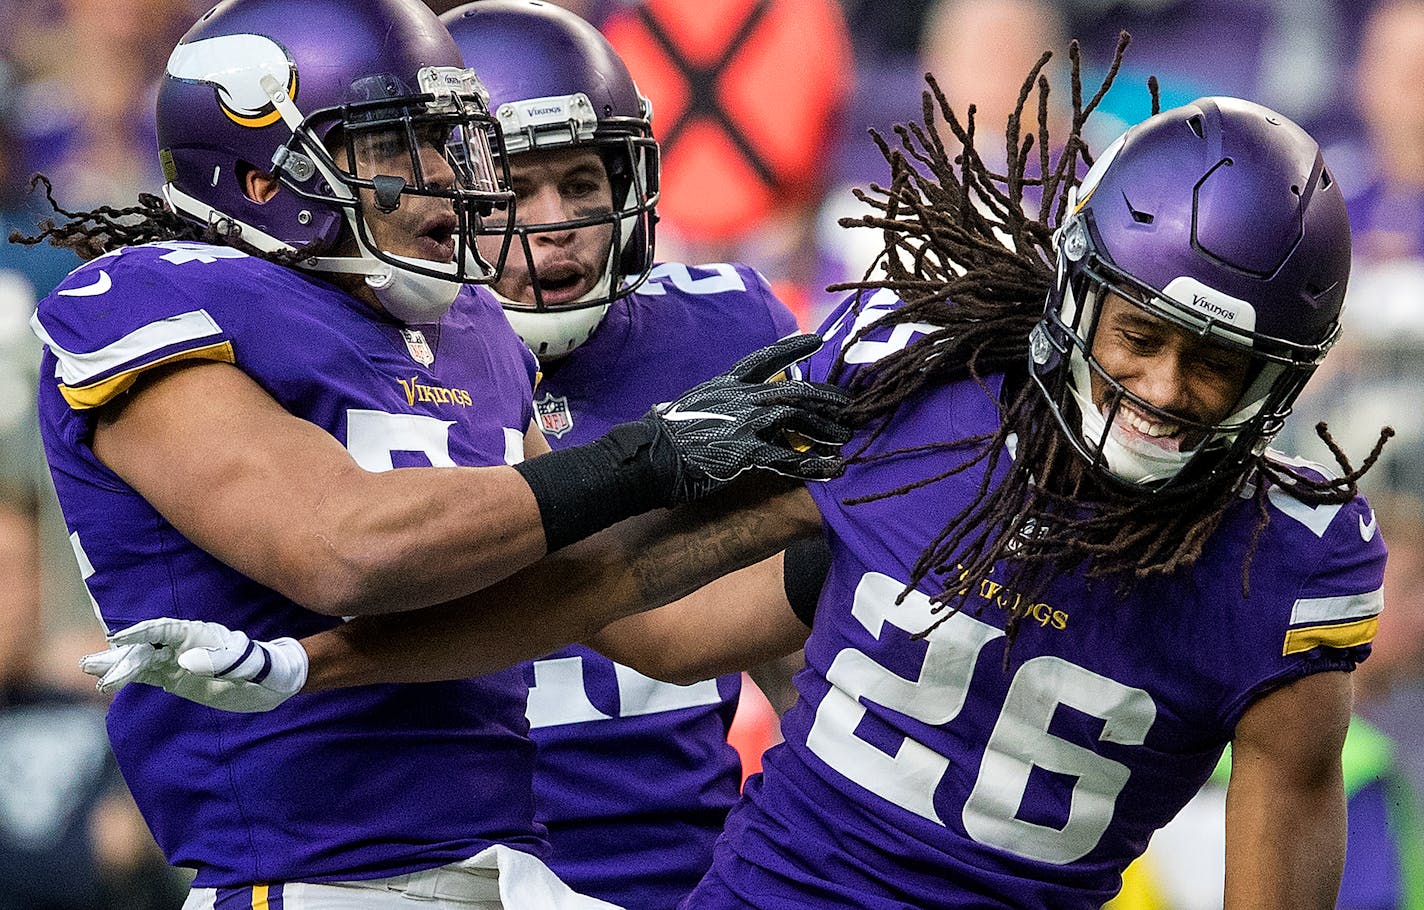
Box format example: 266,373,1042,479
806,571,1157,865
819,289,940,365
638,263,747,296
344,408,525,472
526,653,722,729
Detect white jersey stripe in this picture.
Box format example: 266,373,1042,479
31,308,224,386
1289,586,1384,626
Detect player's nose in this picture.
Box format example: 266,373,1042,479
1132,349,1194,416
520,187,577,243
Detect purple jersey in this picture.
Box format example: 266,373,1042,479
32,242,541,886
527,262,799,909
688,290,1386,909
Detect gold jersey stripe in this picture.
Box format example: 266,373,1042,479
1282,615,1380,656
59,342,236,410
252,884,269,910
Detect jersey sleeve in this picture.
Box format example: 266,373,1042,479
743,266,802,339
1218,489,1386,729
795,287,942,386
30,244,247,411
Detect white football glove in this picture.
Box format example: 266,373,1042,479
79,618,308,713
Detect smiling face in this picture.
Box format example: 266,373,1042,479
478,146,616,307
1087,291,1253,454
349,124,462,264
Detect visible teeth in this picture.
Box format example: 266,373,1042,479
1119,403,1179,438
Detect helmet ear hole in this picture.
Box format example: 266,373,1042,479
237,163,280,204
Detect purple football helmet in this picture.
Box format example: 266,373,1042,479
441,0,659,357
1029,97,1351,493
157,0,515,322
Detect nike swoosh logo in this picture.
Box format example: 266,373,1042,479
57,270,112,297
660,406,736,422
1360,510,1378,542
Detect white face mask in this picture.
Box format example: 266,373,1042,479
364,253,464,324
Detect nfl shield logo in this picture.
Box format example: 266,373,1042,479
401,328,434,367
536,392,574,438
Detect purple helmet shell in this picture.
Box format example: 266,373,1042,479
444,1,648,138
1078,96,1349,349
1030,97,1351,493
441,1,659,357
158,0,510,293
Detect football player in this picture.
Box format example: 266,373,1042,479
437,4,800,907
82,45,1387,910
26,0,847,903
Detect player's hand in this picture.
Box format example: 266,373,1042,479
79,618,308,713
643,333,850,503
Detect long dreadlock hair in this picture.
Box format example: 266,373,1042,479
8,174,319,265
828,34,1392,643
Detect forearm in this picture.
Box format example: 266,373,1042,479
1223,769,1345,909
94,362,550,616
1223,671,1351,910
307,464,547,614
587,551,811,684
304,478,821,688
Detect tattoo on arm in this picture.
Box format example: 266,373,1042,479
628,477,819,610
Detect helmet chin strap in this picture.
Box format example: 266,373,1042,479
301,203,474,323
297,250,464,324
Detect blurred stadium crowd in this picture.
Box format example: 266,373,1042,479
1,0,1423,906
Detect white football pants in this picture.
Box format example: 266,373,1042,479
181,845,624,910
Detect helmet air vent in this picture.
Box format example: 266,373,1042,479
1123,192,1155,224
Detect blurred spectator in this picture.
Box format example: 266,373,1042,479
1339,0,1424,263
1281,0,1424,494
6,0,195,211
1,20,187,905
837,0,937,67
0,59,82,300
1062,0,1359,149
814,0,1068,319
919,0,1069,151
1104,716,1424,910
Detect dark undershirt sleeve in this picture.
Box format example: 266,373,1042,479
783,534,832,628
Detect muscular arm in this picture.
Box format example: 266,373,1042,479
586,550,812,685
93,361,548,616
1223,670,1352,910
304,481,824,687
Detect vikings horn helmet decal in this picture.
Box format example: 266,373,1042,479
165,34,298,128
157,0,516,323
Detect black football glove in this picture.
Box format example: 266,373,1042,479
641,333,850,504
515,333,851,551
